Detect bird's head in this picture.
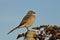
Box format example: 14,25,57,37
27,10,36,16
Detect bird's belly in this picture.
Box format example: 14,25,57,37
26,17,35,27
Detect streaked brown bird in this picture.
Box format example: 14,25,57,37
8,10,36,34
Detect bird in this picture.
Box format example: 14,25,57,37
8,10,36,34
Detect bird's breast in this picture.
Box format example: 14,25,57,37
26,16,35,27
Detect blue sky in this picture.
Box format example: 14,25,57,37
0,0,60,40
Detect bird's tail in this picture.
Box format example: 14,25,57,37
7,26,19,34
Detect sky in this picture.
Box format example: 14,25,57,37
0,0,60,40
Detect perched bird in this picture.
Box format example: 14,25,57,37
8,10,36,34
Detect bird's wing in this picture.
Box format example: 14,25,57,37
7,14,30,34
19,14,30,26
